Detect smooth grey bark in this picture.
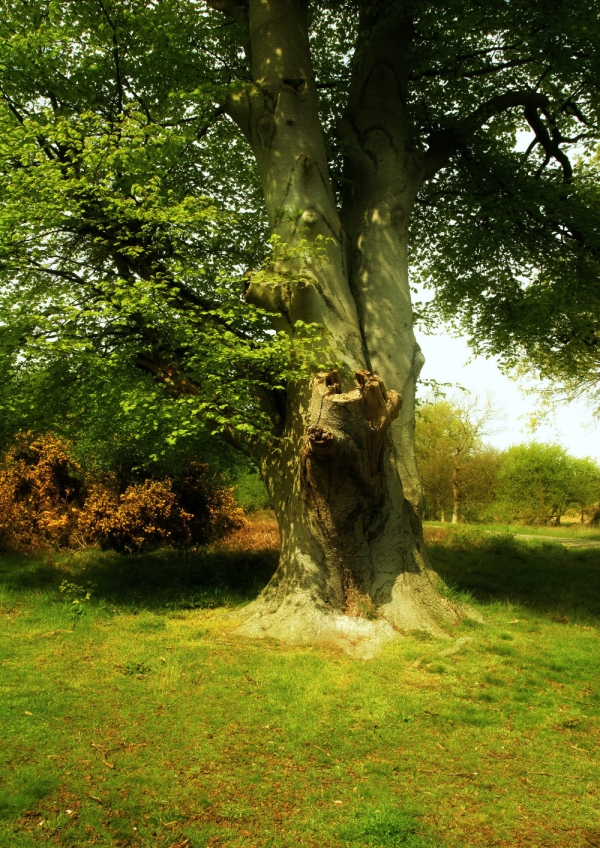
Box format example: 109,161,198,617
211,0,462,653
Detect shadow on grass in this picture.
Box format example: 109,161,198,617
427,529,600,621
3,525,600,622
0,544,278,611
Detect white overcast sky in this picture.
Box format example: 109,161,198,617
415,329,600,462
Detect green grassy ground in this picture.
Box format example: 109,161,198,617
424,520,600,541
1,530,599,848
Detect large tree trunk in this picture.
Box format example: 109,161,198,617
220,0,462,654
239,372,459,657
338,2,426,512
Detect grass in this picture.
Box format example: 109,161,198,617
424,520,600,541
1,520,599,847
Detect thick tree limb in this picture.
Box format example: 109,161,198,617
422,91,573,183
204,0,248,27
524,106,573,181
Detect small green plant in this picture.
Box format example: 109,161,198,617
409,630,433,642
165,592,219,611
339,806,434,847
438,578,474,605
119,661,152,676
59,579,93,627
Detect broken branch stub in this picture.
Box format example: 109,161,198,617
355,369,402,476
304,370,401,475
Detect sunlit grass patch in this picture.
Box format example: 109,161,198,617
1,526,599,847
428,525,600,622
424,519,600,542
339,805,436,847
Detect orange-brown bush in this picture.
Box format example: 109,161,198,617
173,462,246,544
0,433,83,551
77,479,193,553
0,435,246,553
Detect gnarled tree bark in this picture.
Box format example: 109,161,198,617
239,370,459,657
210,0,464,654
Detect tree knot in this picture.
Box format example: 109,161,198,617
306,425,336,457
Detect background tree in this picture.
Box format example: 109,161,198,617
455,446,502,524
495,443,600,525
415,401,454,521
568,457,600,524
416,396,498,523
1,0,599,649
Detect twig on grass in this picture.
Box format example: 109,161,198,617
86,792,107,806
525,771,586,779
40,629,72,638
447,772,479,778
23,710,60,725
417,768,478,778
91,741,127,769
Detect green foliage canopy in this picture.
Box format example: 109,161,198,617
496,443,600,524
409,1,600,401
0,0,599,452
0,0,323,449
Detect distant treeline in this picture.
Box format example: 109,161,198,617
416,399,600,525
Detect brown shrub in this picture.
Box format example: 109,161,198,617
77,479,193,553
172,462,246,545
0,435,247,554
0,433,83,551
344,575,380,620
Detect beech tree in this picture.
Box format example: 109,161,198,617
1,0,599,652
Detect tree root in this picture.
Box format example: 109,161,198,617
236,595,400,659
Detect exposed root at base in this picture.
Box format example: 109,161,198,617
236,597,399,659
235,586,466,658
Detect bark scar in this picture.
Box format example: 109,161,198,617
306,425,336,458
300,369,403,599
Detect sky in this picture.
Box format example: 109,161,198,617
412,130,599,462
415,328,600,462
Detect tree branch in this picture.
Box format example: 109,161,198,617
205,0,249,27
422,91,573,183
204,0,252,85
525,106,573,181
411,57,531,81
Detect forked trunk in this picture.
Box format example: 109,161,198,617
220,0,464,654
